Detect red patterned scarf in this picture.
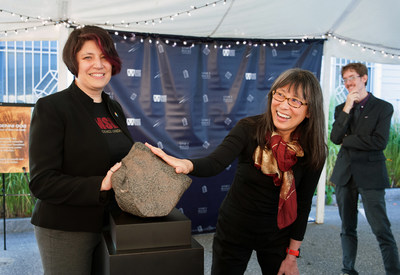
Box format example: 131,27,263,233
253,132,304,229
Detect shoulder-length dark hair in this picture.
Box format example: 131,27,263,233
62,25,122,76
253,68,327,169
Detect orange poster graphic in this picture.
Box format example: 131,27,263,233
0,106,32,173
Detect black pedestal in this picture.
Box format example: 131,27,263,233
93,208,204,275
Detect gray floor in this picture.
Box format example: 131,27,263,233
1,189,400,275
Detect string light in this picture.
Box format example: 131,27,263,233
325,32,400,60
97,0,226,29
107,29,324,51
104,30,400,63
1,7,399,60
0,1,227,36
0,8,73,36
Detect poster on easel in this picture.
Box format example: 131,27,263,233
0,104,33,173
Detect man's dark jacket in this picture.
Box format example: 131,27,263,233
29,82,134,233
330,93,393,189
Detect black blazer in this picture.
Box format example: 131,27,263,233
29,82,134,232
330,93,393,189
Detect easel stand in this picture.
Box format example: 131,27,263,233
93,208,204,275
1,173,6,250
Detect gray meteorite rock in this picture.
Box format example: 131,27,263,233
111,142,192,217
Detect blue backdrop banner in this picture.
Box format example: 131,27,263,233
106,33,324,234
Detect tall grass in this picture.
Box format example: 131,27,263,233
324,97,341,203
0,173,35,218
384,120,400,188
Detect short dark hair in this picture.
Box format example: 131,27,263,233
62,25,122,77
341,62,368,86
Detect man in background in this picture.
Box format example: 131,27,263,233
330,62,400,275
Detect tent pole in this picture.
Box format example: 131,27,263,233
315,43,334,224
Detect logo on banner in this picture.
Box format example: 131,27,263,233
153,94,167,102
202,141,210,149
127,69,141,77
245,73,257,80
221,185,230,192
157,141,164,149
157,44,164,53
178,141,190,150
130,93,137,101
225,71,232,79
201,118,211,127
201,72,211,80
126,118,141,126
181,47,192,55
198,207,208,214
222,49,235,57
224,118,232,125
223,95,233,103
202,47,210,56
291,49,301,57
182,118,188,127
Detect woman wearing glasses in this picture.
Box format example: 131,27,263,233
146,68,327,275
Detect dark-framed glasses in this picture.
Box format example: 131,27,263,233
272,90,307,108
342,75,360,84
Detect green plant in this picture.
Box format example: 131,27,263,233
325,184,335,205
0,173,35,218
325,94,341,188
384,121,400,188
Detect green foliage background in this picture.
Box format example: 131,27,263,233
1,173,35,218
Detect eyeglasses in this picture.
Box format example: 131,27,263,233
342,75,360,84
272,90,307,108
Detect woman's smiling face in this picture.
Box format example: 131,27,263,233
270,84,309,141
75,40,112,95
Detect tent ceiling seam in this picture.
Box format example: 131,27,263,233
327,0,362,33
208,0,235,37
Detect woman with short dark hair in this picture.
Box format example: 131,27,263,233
29,25,133,274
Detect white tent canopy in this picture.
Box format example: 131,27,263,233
1,0,400,64
1,0,399,223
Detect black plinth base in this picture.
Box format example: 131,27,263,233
110,208,191,251
92,208,204,275
93,232,204,275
